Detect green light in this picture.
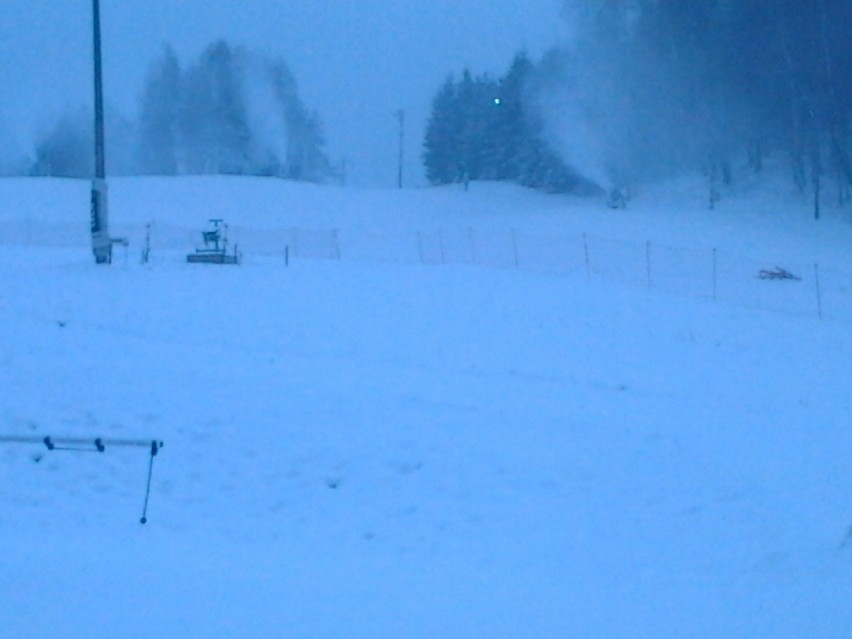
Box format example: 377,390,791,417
493,97,502,106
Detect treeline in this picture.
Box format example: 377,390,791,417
25,4,852,203
31,40,334,183
541,1,852,210
422,53,591,193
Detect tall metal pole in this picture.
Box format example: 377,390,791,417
395,109,404,189
90,0,111,264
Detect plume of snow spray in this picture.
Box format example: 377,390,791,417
536,82,611,191
242,52,290,173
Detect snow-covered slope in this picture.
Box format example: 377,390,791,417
1,176,851,638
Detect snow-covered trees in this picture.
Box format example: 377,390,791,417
423,77,462,185
267,60,332,182
31,108,92,178
422,53,583,193
178,41,253,175
136,46,180,175
142,40,333,181
30,40,333,183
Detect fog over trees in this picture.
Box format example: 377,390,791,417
14,3,852,206
423,2,852,203
0,121,28,176
536,1,852,209
31,40,334,183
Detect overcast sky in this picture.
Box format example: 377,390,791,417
0,0,567,186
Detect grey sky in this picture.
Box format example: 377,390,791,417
0,1,566,186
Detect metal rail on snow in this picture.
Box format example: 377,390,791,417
0,435,164,524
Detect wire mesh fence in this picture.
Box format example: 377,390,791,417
714,251,819,318
3,217,851,323
586,234,650,289
648,242,715,300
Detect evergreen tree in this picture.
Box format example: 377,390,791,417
137,45,181,175
422,55,581,193
268,60,333,182
492,53,534,181
178,40,253,175
423,76,462,184
31,108,92,178
30,106,136,178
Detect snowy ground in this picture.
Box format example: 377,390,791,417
1,176,852,637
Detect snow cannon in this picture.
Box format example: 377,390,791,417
187,219,241,265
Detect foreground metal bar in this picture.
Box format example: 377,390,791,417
0,434,164,524
0,435,162,449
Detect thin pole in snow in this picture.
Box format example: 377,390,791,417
332,229,341,260
511,229,519,269
140,440,161,525
814,262,823,320
395,109,405,189
646,241,652,289
712,248,718,300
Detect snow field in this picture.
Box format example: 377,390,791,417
0,177,852,637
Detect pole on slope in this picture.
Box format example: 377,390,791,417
91,0,112,264
712,248,718,300
396,109,405,189
814,262,823,320
645,241,652,289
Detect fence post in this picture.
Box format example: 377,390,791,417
814,262,823,320
712,248,718,300
511,229,520,269
141,223,151,265
646,241,652,289
332,229,341,260
583,233,591,279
